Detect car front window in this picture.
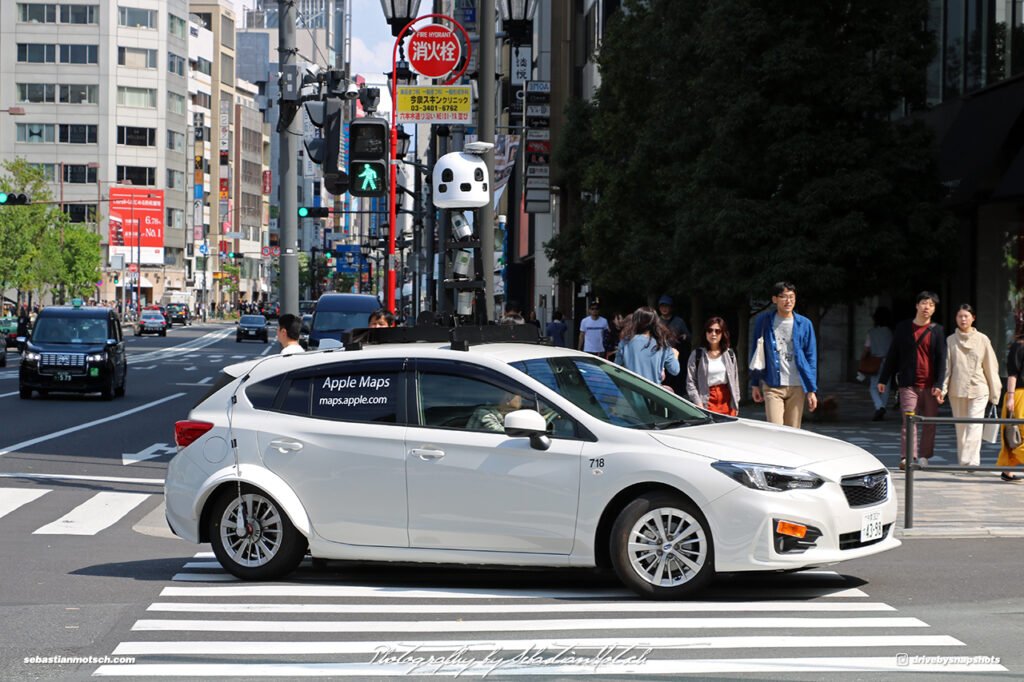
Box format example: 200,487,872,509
511,356,709,429
32,317,107,343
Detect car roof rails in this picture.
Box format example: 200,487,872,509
341,324,555,351
449,325,552,351
343,325,452,350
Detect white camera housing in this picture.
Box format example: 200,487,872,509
344,82,359,99
433,152,490,208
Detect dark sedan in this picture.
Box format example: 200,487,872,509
236,315,268,343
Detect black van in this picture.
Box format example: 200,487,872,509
19,303,128,400
308,294,382,349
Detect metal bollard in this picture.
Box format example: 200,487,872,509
904,411,916,529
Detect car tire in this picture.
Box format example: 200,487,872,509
208,486,307,581
610,492,714,599
101,375,115,401
19,386,31,399
115,370,126,397
236,336,241,343
160,330,166,337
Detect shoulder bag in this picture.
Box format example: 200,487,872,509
750,337,766,371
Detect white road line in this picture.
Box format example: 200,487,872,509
170,573,239,582
131,616,928,633
128,329,234,364
260,345,274,356
33,491,150,535
0,391,20,398
91,658,1009,676
112,634,965,657
0,392,185,457
145,601,896,614
0,488,50,519
0,472,163,485
198,376,213,384
159,585,636,599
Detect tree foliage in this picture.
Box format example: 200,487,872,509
548,0,954,312
0,158,101,303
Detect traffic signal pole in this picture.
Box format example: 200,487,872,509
277,0,301,316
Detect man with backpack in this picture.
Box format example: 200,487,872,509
877,292,947,469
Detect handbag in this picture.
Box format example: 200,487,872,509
857,354,882,376
1003,414,1023,451
750,337,766,371
983,403,999,444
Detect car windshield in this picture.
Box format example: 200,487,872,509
312,310,374,333
32,317,108,344
510,356,710,429
240,316,265,325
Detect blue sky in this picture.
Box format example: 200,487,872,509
233,0,395,74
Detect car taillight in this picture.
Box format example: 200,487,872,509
175,420,214,447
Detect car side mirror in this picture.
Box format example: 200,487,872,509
16,336,26,343
504,409,551,451
106,338,118,346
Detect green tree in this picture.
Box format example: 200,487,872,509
549,0,954,317
0,159,64,301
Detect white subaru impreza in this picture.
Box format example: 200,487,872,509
164,328,898,599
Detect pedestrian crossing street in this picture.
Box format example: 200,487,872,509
88,553,1006,678
0,485,157,536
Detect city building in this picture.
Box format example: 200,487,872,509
0,0,192,308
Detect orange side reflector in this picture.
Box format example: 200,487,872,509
776,520,808,538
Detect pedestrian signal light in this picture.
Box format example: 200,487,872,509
349,161,387,197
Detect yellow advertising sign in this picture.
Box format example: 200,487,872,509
396,86,472,124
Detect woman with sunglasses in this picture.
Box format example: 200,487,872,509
685,317,740,416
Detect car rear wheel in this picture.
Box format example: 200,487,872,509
19,386,31,399
208,487,307,580
610,492,714,599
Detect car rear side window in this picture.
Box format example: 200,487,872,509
279,377,311,415
246,374,284,410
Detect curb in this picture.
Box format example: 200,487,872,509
896,527,1024,539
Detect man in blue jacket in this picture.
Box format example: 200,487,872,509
750,282,818,428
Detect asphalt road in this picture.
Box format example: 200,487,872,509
0,325,1019,680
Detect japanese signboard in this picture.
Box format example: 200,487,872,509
108,188,165,265
396,86,472,124
408,25,461,79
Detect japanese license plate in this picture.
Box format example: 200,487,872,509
56,371,71,382
860,510,883,543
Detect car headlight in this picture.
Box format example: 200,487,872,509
87,352,106,362
711,461,825,492
24,350,41,361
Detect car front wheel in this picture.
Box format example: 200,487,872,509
610,492,714,599
208,487,307,580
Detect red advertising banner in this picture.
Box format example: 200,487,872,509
109,188,165,265
262,170,272,195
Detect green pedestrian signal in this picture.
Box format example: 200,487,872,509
349,161,387,197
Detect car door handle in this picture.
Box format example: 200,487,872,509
410,448,445,461
269,439,303,453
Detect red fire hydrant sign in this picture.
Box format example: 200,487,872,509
408,25,461,79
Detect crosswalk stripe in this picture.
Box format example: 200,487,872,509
0,488,51,518
170,573,239,582
112,634,964,656
131,616,928,633
94,657,1007,676
32,492,150,535
160,584,635,599
145,600,896,614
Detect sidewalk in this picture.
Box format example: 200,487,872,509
746,381,1024,538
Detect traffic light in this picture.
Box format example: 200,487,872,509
0,192,30,206
348,118,389,198
113,274,120,285
298,206,329,218
305,98,349,197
